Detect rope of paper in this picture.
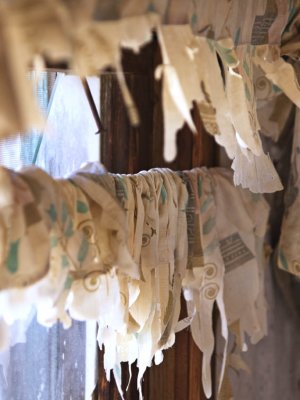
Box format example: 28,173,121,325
0,163,269,399
0,1,300,192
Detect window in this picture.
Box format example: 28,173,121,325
0,72,100,400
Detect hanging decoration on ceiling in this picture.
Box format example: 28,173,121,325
0,0,300,193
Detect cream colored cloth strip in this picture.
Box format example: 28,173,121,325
146,169,173,350
182,168,228,399
135,173,160,397
183,168,216,398
142,172,170,351
151,171,170,354
140,172,167,367
195,38,237,159
70,169,139,279
8,0,74,63
156,25,198,161
0,2,43,137
210,168,269,347
0,164,110,331
138,172,159,271
123,175,136,257
0,167,51,290
200,169,229,396
189,0,289,45
254,44,300,109
158,170,182,349
126,175,151,332
191,37,283,194
226,66,261,156
231,145,283,193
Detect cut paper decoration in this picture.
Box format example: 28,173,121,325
0,163,270,399
0,0,299,192
211,168,268,347
0,1,297,193
155,25,199,161
0,2,43,137
182,168,228,398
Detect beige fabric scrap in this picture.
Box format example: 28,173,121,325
0,3,43,138
126,175,151,331
217,42,283,193
155,25,199,161
189,0,289,46
254,45,300,110
0,165,104,331
254,63,294,143
134,173,158,372
182,168,228,399
7,0,74,63
188,0,286,193
0,167,50,291
194,38,237,160
70,168,139,279
68,167,142,398
213,40,261,155
151,172,170,365
210,168,269,348
157,170,184,351
140,171,167,365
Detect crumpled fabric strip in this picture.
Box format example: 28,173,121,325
181,168,228,398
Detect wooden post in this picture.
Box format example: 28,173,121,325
98,36,216,400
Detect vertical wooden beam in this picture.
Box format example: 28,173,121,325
99,36,216,400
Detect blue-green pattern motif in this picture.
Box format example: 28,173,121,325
215,42,238,67
64,219,74,238
46,204,57,222
61,202,68,224
61,255,69,269
201,195,213,213
76,200,89,214
279,249,289,270
6,240,20,274
203,216,216,235
50,236,58,248
64,275,73,290
160,184,167,204
77,236,89,263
